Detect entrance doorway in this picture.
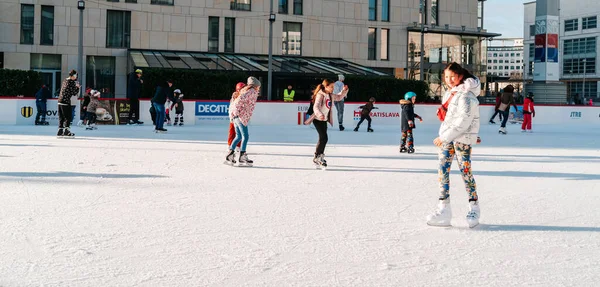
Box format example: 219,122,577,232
36,70,61,98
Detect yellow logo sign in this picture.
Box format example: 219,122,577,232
21,106,33,118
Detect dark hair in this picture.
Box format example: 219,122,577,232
167,79,173,84
444,62,475,86
69,69,77,77
504,85,515,93
369,97,375,102
311,79,334,102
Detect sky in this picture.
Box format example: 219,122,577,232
484,0,532,38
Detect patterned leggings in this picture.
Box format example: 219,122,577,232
401,130,414,148
438,142,478,202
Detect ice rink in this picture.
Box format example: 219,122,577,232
1,122,599,286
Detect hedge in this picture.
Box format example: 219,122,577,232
0,69,42,97
139,68,429,103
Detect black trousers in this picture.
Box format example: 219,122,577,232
356,115,372,128
313,120,328,155
86,111,97,125
58,104,72,129
128,98,139,121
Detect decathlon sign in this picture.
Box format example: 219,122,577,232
195,102,230,122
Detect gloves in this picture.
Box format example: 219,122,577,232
409,120,415,128
532,111,536,118
417,116,423,122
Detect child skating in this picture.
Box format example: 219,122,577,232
225,77,261,167
227,83,245,150
172,89,184,126
399,92,423,153
354,97,378,132
85,89,100,130
522,92,535,132
428,62,481,228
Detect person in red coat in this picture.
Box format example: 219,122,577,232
227,82,246,149
522,92,535,132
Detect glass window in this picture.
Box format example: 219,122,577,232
278,0,287,14
230,0,251,11
20,4,34,45
293,0,302,15
529,43,534,58
225,18,235,53
106,10,131,48
125,0,137,3
493,53,497,57
382,0,389,22
583,16,597,30
571,82,598,98
208,17,219,52
40,6,54,45
487,59,492,63
0,52,3,69
30,53,62,70
499,66,503,70
565,19,578,32
86,56,115,98
505,66,509,69
517,60,521,63
510,66,515,70
369,0,377,21
430,0,438,25
517,53,521,57
493,60,497,63
381,28,389,60
151,0,174,4
530,24,536,37
368,28,376,60
564,37,597,55
477,0,483,28
420,0,427,24
510,53,515,57
282,22,302,55
505,53,509,57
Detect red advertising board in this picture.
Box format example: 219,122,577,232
547,34,558,49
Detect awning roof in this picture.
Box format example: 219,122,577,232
128,49,391,76
407,26,502,39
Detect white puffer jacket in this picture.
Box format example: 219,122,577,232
439,79,480,145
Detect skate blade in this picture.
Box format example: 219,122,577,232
427,221,452,227
468,222,480,228
223,161,236,166
237,163,253,167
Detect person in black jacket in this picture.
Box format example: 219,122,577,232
151,80,174,133
400,92,423,153
353,97,378,132
57,70,80,137
172,89,184,126
127,69,144,125
35,85,52,125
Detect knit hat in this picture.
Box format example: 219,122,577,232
235,82,246,91
247,76,261,87
404,91,417,101
174,89,181,94
369,97,376,102
338,74,345,81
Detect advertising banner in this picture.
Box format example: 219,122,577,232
195,101,230,124
535,34,546,62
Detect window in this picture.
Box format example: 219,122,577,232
225,18,235,53
510,66,515,70
499,66,503,70
106,10,131,48
369,0,377,21
20,4,34,45
125,0,137,3
493,53,497,57
504,72,509,76
529,43,534,58
517,53,521,57
230,0,251,11
40,6,54,45
86,56,115,98
278,0,287,13
517,60,521,63
282,22,302,55
0,52,3,69
487,60,492,63
382,0,389,21
430,0,438,25
530,24,536,37
505,66,509,69
516,66,520,70
565,19,578,32
293,0,302,15
493,60,497,63
510,53,515,57
477,0,483,28
583,16,597,30
505,53,509,57
419,0,427,24
151,0,174,5
499,60,503,63
564,37,597,55
571,82,598,98
208,17,219,52
368,28,376,60
563,58,596,74
381,28,389,60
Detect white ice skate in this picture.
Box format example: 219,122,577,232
237,152,253,167
77,120,84,126
426,199,452,227
498,127,507,134
313,154,327,170
466,201,480,228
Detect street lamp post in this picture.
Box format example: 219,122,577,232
582,59,587,102
267,5,275,101
77,1,85,97
419,0,425,81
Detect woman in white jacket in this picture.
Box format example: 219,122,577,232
427,62,481,228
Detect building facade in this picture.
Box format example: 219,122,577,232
0,0,497,99
524,0,599,101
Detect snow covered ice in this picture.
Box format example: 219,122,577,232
1,123,599,286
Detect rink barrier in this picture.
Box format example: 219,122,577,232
2,97,599,126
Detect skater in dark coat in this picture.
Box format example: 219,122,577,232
354,97,378,132
57,70,80,137
35,85,51,125
172,89,184,126
151,80,174,132
400,92,423,153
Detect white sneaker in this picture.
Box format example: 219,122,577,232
426,199,452,227
466,201,480,228
77,120,84,126
499,127,507,134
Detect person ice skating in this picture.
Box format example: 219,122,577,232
127,69,144,125
152,80,174,133
489,92,504,124
165,96,173,126
35,84,51,125
496,85,519,134
78,88,92,126
85,89,101,130
284,85,295,102
333,74,348,131
304,79,349,169
227,82,245,150
400,92,423,153
354,97,378,132
172,89,184,126
225,77,261,166
521,92,535,132
427,62,481,228
57,70,80,137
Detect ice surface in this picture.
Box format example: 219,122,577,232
1,123,599,286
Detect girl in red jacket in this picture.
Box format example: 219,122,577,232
227,82,245,149
522,92,535,132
